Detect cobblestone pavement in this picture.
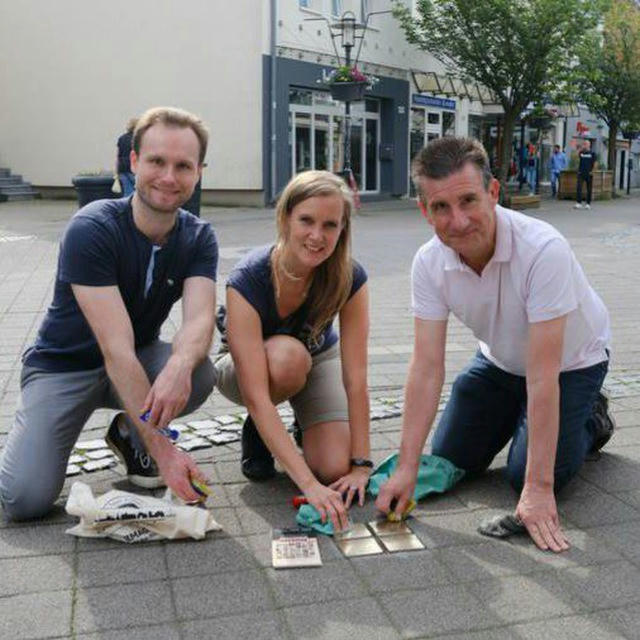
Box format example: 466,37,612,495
0,194,639,639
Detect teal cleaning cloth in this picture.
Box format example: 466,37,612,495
295,503,335,536
367,453,465,499
295,454,464,536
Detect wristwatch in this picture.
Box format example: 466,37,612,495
350,457,374,468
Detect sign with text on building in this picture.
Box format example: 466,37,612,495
412,94,456,110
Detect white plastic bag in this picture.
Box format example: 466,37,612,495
65,481,221,543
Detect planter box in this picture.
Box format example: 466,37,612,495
558,170,613,200
329,81,367,102
72,174,117,207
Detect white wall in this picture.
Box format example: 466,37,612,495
0,1,264,190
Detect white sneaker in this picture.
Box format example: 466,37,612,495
574,203,583,209
585,204,591,210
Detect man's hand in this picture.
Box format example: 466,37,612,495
375,465,417,519
303,481,349,532
141,356,192,429
147,433,206,503
329,466,370,509
516,483,569,552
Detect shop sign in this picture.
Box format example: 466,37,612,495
412,94,456,110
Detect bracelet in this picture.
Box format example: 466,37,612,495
350,457,374,468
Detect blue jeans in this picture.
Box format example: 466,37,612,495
551,171,560,197
431,351,608,493
119,172,135,196
526,166,536,193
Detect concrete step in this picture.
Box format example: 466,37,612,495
0,176,23,186
0,168,9,178
0,183,34,194
1,191,41,201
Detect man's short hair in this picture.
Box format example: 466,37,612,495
411,137,492,199
554,144,561,150
133,106,209,165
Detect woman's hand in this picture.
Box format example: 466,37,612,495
329,466,370,509
303,481,349,532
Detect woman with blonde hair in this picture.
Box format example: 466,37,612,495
216,170,370,530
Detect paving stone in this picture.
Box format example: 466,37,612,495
510,613,627,639
0,523,75,557
266,561,366,607
452,472,519,510
283,597,399,640
465,573,588,624
223,477,296,507
172,570,274,619
0,554,74,596
77,624,181,640
166,535,257,577
587,521,640,559
235,504,300,535
380,584,497,637
410,508,504,548
181,611,287,640
595,603,640,638
429,630,524,640
435,540,543,581
74,581,175,634
555,561,640,609
0,590,72,639
351,549,452,593
558,492,640,528
77,547,167,588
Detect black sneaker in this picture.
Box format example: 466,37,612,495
106,413,165,489
241,415,276,482
292,418,303,448
590,390,616,453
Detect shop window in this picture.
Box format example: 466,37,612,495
365,99,379,113
332,0,342,17
443,111,455,136
427,112,440,125
290,88,313,106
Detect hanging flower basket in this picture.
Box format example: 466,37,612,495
329,80,368,102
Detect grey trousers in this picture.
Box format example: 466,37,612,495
0,341,216,521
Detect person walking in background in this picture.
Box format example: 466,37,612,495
116,118,138,196
575,139,596,209
550,144,567,198
525,142,537,195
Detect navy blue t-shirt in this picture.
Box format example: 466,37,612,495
578,150,596,175
226,245,367,355
24,197,218,372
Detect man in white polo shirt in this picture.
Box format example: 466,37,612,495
376,137,612,553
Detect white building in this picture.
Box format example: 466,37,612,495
0,0,504,205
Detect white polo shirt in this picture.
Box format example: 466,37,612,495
411,205,610,375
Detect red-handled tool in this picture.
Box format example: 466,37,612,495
292,495,308,508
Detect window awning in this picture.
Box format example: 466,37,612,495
411,70,499,106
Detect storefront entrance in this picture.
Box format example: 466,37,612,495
289,88,380,193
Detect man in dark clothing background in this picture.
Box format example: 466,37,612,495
575,140,596,210
116,118,137,196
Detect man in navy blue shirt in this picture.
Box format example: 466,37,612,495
0,107,218,520
575,140,597,209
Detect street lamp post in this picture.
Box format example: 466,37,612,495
622,128,638,195
339,13,356,176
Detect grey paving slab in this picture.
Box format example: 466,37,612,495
73,581,175,634
555,561,640,610
379,584,497,637
76,547,167,588
0,554,74,596
351,549,452,593
0,590,72,640
465,573,588,624
172,570,274,619
77,625,181,640
181,611,288,640
0,523,75,557
266,561,367,607
283,597,400,640
166,535,258,577
509,614,627,639
596,604,640,639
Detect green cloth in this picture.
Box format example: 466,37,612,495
294,453,464,536
367,453,465,499
295,503,335,536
